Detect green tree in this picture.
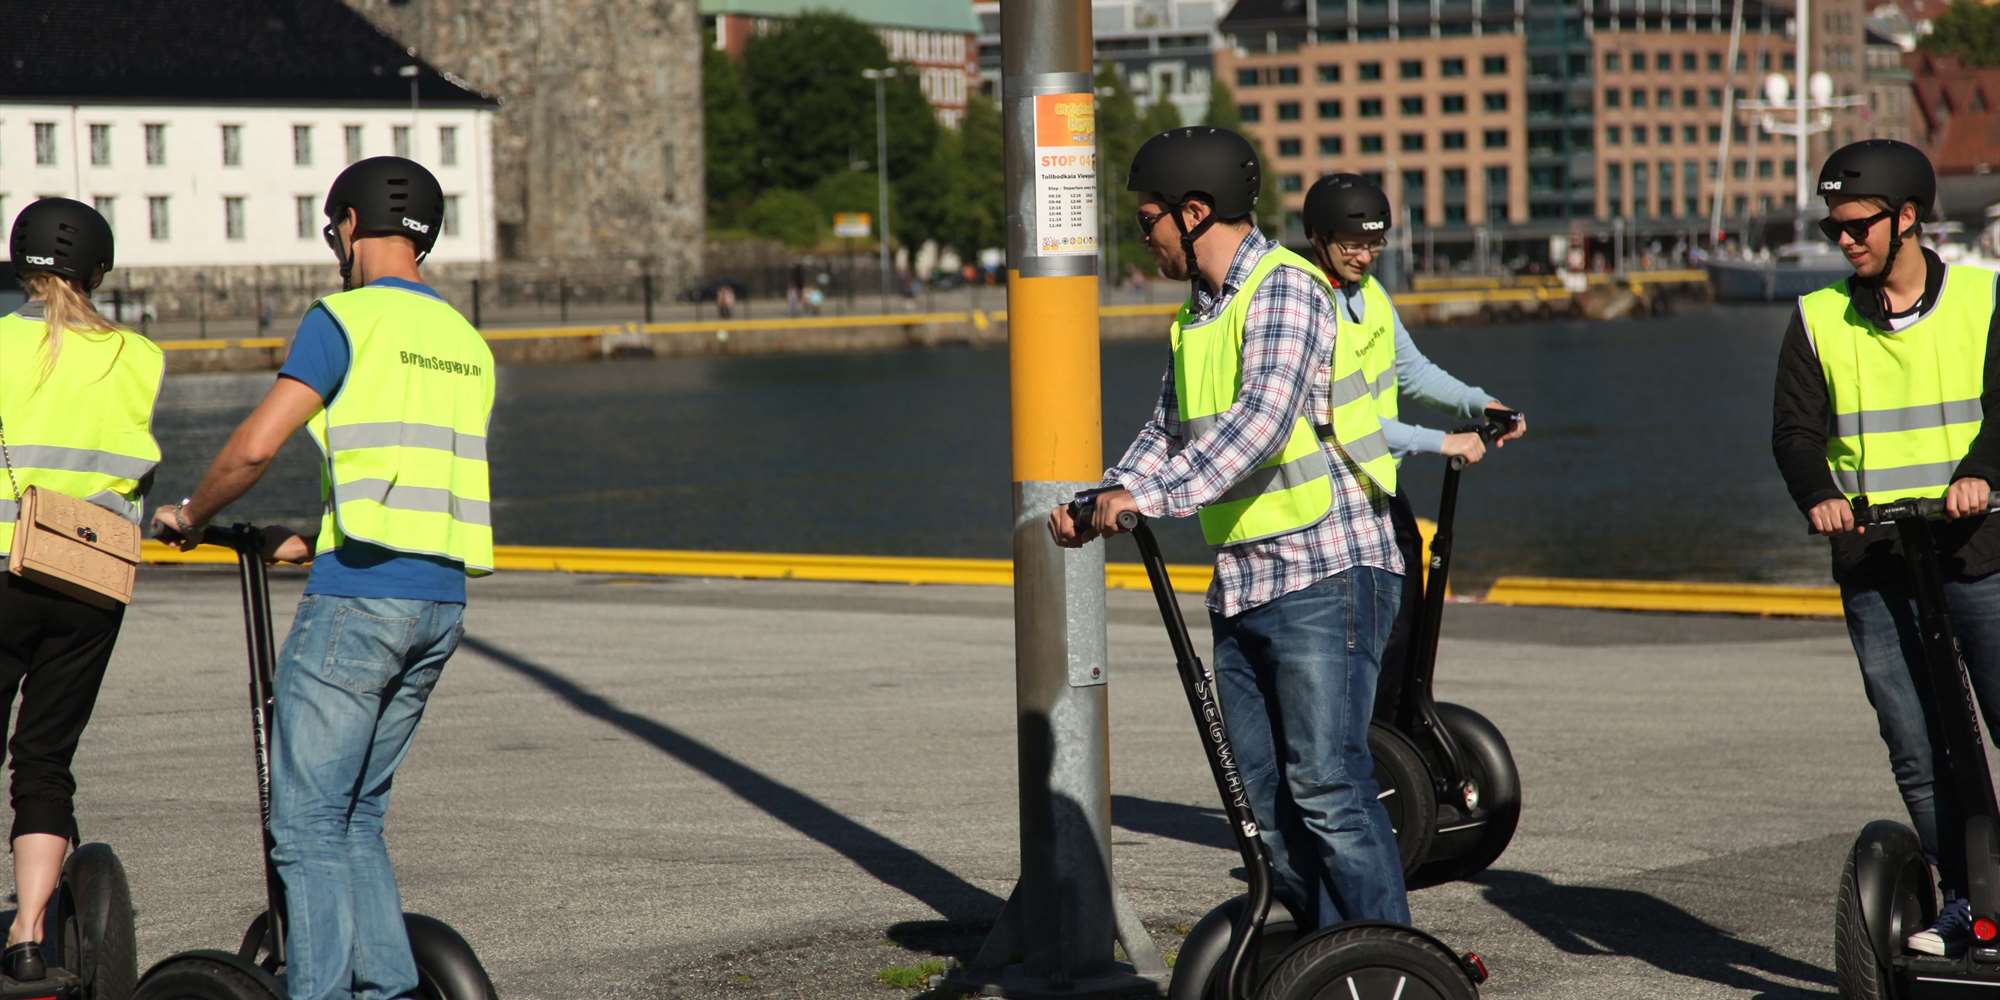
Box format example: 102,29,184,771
1203,78,1285,234
895,128,972,260
702,46,759,222
740,13,940,195
1095,65,1153,280
1140,97,1182,137
1922,0,2000,66
953,94,1006,259
1203,77,1243,131
813,170,878,219
742,189,825,249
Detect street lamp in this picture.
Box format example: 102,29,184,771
861,67,898,305
399,58,420,127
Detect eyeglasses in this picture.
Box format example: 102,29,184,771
1136,208,1170,240
1818,209,1894,244
1333,237,1387,256
321,221,343,257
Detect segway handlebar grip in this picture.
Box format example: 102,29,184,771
1067,489,1142,534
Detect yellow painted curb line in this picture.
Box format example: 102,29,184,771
1484,576,1841,617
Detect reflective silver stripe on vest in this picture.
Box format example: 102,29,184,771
1328,368,1397,407
0,445,155,481
1214,451,1328,506
327,422,488,461
0,493,139,524
1833,398,1984,439
1832,461,1960,495
335,479,492,526
1335,428,1392,469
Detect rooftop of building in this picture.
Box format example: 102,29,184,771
2,0,494,107
701,0,979,34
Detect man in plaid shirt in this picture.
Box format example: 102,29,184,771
1051,127,1408,928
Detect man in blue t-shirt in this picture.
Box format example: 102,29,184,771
152,157,489,1000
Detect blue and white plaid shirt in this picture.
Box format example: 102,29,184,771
1106,230,1402,618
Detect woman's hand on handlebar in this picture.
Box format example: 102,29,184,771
1809,497,1861,535
1441,432,1487,465
1485,401,1526,446
260,527,313,564
1947,478,1993,520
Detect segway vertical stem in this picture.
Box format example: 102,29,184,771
219,528,287,968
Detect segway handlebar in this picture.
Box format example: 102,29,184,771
1846,495,2000,529
1066,487,1141,534
1448,407,1522,471
153,520,263,554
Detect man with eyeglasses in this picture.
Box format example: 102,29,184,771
153,155,495,998
1301,174,1526,724
1773,138,2000,959
1050,127,1410,929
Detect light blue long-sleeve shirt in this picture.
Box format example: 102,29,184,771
1334,282,1491,458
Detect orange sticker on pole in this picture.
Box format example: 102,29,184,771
1032,93,1098,257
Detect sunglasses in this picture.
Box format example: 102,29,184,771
1818,209,1894,244
1136,208,1170,240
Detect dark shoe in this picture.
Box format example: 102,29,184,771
3,941,43,982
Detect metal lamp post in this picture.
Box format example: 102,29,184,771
862,67,897,307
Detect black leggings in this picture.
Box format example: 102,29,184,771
1373,491,1423,723
0,573,123,845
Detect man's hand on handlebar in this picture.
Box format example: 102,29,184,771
1048,503,1095,548
1085,488,1141,538
1947,477,1994,521
1809,497,1862,535
149,503,205,552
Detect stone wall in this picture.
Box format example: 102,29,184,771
339,0,705,280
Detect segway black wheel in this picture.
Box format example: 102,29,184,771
131,956,274,1000
1166,896,1302,1000
407,914,498,1000
1835,821,1931,1000
1258,924,1479,1000
1410,703,1520,887
1369,723,1437,878
45,842,137,1000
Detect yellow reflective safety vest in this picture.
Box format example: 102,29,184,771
1804,265,1998,504
1324,275,1402,487
1173,245,1343,546
308,286,496,574
0,309,164,556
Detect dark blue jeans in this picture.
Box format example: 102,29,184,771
1843,568,2000,899
1210,567,1410,928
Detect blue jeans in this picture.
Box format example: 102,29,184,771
268,595,464,1000
1210,567,1410,929
1843,568,2000,900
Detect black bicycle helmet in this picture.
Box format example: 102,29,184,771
323,156,445,284
1303,174,1392,242
8,197,114,290
1817,139,1935,221
1126,127,1261,293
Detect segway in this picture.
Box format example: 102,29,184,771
1370,408,1524,887
1832,495,2000,1000
132,524,495,1000
1068,493,1487,1000
0,842,140,1000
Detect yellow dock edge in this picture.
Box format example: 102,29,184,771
1483,576,1841,617
142,543,1838,616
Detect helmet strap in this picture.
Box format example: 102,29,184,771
1170,201,1219,300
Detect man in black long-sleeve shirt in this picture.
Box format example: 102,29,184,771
1772,139,2000,958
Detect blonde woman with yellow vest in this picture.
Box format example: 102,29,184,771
1050,127,1409,929
153,157,493,1000
0,198,161,981
1773,139,2000,959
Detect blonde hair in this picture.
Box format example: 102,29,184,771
22,272,119,384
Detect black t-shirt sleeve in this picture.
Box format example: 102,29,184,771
1772,306,1844,515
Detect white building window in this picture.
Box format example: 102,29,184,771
393,125,411,159
293,125,313,167
92,196,114,230
296,195,316,240
148,196,169,240
33,123,56,166
221,124,243,167
224,196,245,240
145,124,166,166
345,125,363,164
442,194,460,237
89,125,111,167
439,125,458,167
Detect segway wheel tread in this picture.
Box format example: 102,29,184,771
131,956,273,1000
1835,843,1896,1000
58,842,136,1000
1258,924,1479,1000
1370,723,1438,878
1409,703,1520,888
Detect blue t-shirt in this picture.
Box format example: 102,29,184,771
276,277,468,603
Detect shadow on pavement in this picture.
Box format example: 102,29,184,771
1478,869,1836,998
462,635,1002,924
